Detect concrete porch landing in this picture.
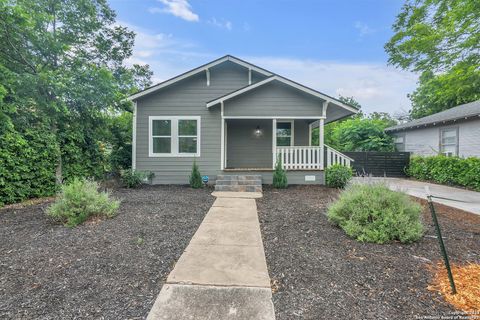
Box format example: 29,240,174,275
147,192,275,320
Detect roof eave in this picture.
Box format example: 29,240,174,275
205,75,359,114
385,113,480,132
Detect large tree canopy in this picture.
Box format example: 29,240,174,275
385,0,480,73
0,0,151,205
385,0,480,119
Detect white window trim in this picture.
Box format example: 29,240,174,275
276,120,294,146
149,116,201,157
439,126,458,157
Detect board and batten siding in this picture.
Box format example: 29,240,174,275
391,118,480,157
135,61,267,184
224,81,324,117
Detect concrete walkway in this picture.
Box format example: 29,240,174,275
353,177,480,215
147,192,275,320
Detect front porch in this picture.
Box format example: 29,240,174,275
221,118,352,171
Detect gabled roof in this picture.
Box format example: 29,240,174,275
386,100,480,132
205,75,359,114
128,55,273,101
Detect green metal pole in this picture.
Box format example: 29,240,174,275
426,192,457,294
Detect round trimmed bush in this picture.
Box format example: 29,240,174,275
327,183,423,243
325,164,353,188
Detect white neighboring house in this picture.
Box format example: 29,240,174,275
386,100,480,157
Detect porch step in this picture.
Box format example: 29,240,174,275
216,179,262,186
214,175,262,192
216,174,262,181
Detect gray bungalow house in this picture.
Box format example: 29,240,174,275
386,100,480,157
128,55,357,185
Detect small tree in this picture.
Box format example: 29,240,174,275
273,158,288,189
189,160,203,189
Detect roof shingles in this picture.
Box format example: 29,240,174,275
386,100,480,132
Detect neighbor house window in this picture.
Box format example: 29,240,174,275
149,116,200,157
440,127,458,157
276,121,294,146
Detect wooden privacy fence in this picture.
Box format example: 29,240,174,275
342,152,410,177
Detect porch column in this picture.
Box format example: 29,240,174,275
272,118,277,169
320,101,328,170
319,118,324,170
220,102,225,170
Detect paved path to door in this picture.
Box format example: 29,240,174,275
353,177,480,215
147,192,275,320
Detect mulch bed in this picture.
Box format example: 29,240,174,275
257,185,480,320
0,185,215,319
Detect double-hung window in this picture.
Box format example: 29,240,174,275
149,116,200,157
276,121,294,146
439,127,458,157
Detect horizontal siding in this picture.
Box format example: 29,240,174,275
134,60,325,184
459,119,480,157
294,120,310,146
396,118,480,157
402,127,439,156
226,119,272,168
136,61,258,184
224,81,324,117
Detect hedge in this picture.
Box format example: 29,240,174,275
407,155,480,191
0,117,59,206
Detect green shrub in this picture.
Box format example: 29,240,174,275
189,160,203,188
0,114,60,206
273,158,288,189
408,156,480,191
325,164,353,188
121,169,154,188
47,178,120,227
327,184,423,244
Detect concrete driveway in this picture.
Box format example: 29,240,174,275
352,177,480,216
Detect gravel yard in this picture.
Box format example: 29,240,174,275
258,185,480,320
0,185,215,319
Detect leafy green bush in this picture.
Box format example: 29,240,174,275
273,158,288,188
328,184,423,244
408,156,480,191
0,113,60,206
121,169,154,188
47,178,119,227
189,160,203,188
325,164,353,188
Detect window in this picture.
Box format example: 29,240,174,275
276,121,294,146
440,127,458,157
149,116,200,157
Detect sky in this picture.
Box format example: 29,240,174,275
109,0,418,115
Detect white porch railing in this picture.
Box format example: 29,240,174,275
325,144,354,167
275,145,354,170
276,146,322,170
